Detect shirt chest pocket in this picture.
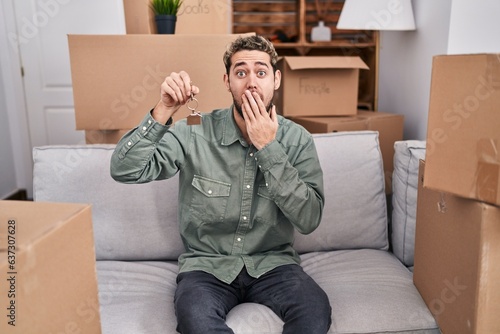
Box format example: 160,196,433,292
189,175,231,225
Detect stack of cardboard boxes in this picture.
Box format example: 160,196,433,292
277,56,404,194
69,0,234,144
414,53,500,333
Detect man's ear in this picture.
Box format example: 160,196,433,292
274,70,281,90
223,73,230,91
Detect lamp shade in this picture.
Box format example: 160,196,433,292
337,0,416,31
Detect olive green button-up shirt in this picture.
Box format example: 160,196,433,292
110,107,324,284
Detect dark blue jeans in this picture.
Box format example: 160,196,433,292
174,264,332,334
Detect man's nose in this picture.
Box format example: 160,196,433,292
247,74,257,90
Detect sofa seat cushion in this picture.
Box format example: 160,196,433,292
96,249,438,334
96,260,179,334
301,249,438,334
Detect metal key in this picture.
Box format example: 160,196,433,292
186,93,202,126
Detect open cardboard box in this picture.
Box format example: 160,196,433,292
123,0,232,35
291,111,404,194
276,56,369,117
68,34,252,143
414,161,500,333
0,201,101,333
424,53,500,206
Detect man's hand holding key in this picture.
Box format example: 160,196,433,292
153,71,199,125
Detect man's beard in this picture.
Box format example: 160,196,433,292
232,92,274,117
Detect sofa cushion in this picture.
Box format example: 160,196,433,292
33,145,185,261
95,250,438,334
302,249,439,334
391,140,426,267
96,261,179,334
294,131,389,253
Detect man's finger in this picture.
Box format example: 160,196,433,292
242,94,255,121
251,92,267,116
270,104,277,123
243,91,257,114
166,75,186,103
244,90,267,119
179,71,194,98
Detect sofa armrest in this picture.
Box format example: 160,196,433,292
391,140,426,267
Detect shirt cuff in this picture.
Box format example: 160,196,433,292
254,140,287,171
136,111,171,142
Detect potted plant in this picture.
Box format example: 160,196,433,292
150,0,183,34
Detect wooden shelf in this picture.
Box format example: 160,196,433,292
273,40,376,54
274,41,376,48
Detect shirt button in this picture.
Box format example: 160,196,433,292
243,216,247,220
237,237,242,242
258,165,262,168
246,184,251,189
208,190,212,195
127,141,132,146
142,126,147,131
148,120,152,124
249,153,254,157
266,183,268,187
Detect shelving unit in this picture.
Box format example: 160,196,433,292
232,0,379,110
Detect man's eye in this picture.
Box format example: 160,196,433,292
236,71,246,77
257,71,266,77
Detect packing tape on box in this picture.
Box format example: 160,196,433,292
486,54,500,90
437,192,447,214
476,138,500,204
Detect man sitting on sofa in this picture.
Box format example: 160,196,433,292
110,35,331,334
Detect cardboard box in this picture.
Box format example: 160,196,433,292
291,111,404,193
0,201,101,333
414,161,500,334
68,34,252,132
123,0,156,34
276,56,369,117
176,0,232,34
424,53,500,206
123,0,232,35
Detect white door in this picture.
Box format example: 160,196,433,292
12,0,126,147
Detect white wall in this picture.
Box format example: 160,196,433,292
379,0,500,140
447,0,500,54
378,0,452,140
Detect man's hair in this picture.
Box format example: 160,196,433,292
223,35,279,75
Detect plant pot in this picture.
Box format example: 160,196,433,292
155,15,177,34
